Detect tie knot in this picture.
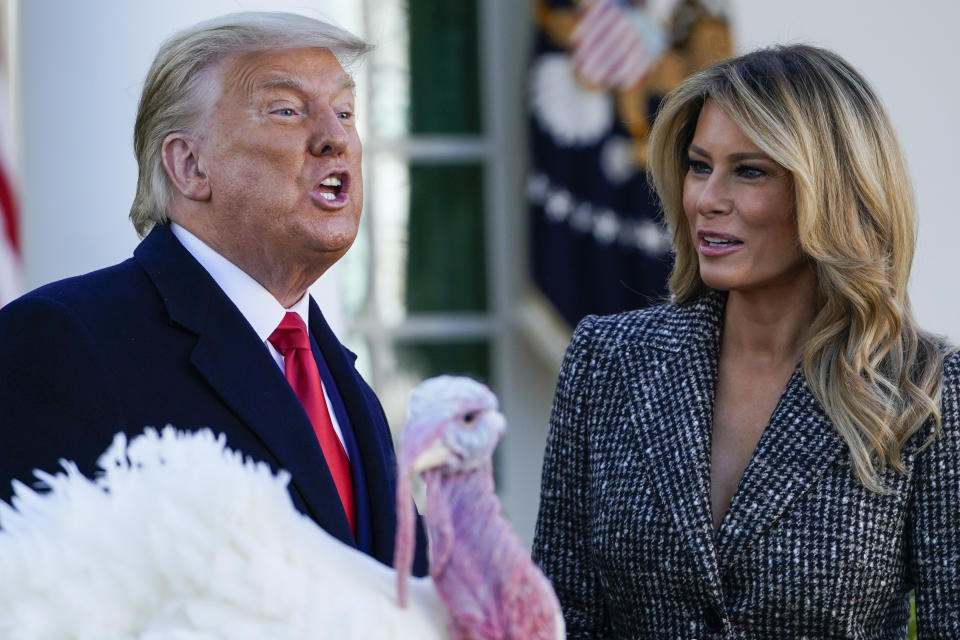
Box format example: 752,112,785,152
268,312,310,355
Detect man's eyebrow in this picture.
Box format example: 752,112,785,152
254,74,356,94
688,144,769,162
255,77,308,93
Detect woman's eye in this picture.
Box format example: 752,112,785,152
736,165,766,179
272,107,297,116
687,159,710,175
337,111,354,121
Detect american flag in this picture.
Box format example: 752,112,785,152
571,0,654,89
0,18,19,309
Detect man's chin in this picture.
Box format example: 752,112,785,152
308,241,355,270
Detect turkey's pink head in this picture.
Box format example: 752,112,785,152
394,376,505,606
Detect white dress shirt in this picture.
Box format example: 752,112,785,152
170,223,348,451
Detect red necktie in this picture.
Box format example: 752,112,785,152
269,312,355,534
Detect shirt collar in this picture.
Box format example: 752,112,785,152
170,223,310,340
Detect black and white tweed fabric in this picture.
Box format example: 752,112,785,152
533,291,960,639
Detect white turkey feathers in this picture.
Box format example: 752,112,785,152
0,426,449,640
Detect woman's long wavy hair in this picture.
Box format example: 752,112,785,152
647,44,944,491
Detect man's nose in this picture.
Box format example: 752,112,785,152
696,174,732,216
308,108,349,156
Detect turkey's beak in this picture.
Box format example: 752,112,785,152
412,438,452,473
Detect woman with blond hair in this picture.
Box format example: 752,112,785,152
533,44,959,638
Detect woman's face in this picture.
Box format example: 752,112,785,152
683,101,810,297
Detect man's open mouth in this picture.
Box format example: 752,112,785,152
315,172,350,203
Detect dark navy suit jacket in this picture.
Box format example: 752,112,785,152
0,224,426,574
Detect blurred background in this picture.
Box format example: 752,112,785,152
1,0,958,547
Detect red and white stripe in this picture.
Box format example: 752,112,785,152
0,163,19,308
571,0,652,89
0,26,19,308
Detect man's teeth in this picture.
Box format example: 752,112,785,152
317,176,342,201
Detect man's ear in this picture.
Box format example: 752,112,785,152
162,132,211,201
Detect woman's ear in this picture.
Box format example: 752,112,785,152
161,132,211,201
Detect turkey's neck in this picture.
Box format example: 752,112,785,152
423,462,501,569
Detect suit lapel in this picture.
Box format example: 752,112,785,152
308,300,397,563
619,293,725,601
189,305,354,542
134,225,354,545
714,369,845,575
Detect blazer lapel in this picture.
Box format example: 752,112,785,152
612,289,847,594
135,225,354,545
189,306,354,543
619,293,726,601
308,300,398,563
714,370,845,575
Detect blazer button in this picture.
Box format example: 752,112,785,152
704,606,724,632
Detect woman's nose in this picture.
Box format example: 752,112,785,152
696,175,732,216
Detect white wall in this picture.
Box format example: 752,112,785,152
730,0,960,340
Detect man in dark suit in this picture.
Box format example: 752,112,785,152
0,12,425,573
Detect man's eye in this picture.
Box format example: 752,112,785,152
272,107,297,116
337,110,354,120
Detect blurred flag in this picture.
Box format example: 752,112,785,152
528,0,732,327
0,15,19,309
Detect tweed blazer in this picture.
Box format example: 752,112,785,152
532,291,960,639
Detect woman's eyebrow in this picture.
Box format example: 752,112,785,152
688,144,769,162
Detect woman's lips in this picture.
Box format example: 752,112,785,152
697,230,743,257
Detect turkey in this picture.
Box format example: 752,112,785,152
394,375,565,640
0,377,564,639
